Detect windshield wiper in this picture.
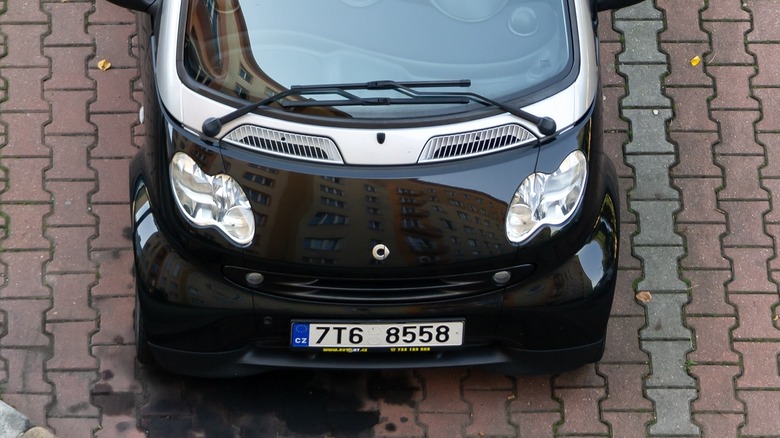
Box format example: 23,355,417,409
202,79,469,137
201,79,556,137
398,84,557,136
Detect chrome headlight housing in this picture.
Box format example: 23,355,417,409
505,149,587,244
170,152,255,246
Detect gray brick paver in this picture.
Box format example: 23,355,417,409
615,20,667,64
621,64,673,108
631,200,683,246
643,340,696,388
646,388,701,436
634,246,688,292
640,294,693,340
623,108,675,153
614,0,664,19
625,154,679,200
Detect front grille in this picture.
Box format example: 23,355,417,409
418,124,536,162
223,125,344,163
223,265,534,303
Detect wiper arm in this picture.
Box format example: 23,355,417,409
201,79,470,137
201,79,556,137
389,82,557,136
202,88,298,137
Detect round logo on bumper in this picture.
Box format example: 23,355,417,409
372,244,390,261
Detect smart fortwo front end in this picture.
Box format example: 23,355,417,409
111,0,641,377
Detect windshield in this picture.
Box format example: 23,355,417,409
183,0,573,119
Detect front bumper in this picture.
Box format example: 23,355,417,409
147,333,607,378
132,161,619,377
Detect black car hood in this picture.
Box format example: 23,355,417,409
219,142,540,274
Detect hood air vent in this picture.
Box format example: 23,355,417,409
223,125,344,163
418,124,536,163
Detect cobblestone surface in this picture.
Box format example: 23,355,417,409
1,0,779,437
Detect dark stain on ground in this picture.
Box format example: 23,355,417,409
91,383,113,395
139,367,417,437
141,416,193,436
66,402,92,414
367,370,417,406
190,370,378,437
92,392,137,416
116,421,133,432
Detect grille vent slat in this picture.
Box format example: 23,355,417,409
261,274,492,303
223,265,534,304
225,123,534,164
223,125,344,163
419,124,536,163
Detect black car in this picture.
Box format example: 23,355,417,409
109,0,640,377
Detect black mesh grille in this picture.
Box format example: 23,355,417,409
224,265,534,303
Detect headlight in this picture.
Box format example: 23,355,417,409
170,152,255,246
505,149,587,244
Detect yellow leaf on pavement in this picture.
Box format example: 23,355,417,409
636,291,652,303
97,59,112,71
690,56,701,67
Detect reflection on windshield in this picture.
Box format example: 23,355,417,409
184,0,572,118
184,0,278,101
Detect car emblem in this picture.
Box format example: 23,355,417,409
372,244,390,261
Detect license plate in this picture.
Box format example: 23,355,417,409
291,321,464,351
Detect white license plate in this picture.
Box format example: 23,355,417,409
291,321,464,351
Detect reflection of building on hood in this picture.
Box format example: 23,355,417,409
231,159,512,267
549,256,592,303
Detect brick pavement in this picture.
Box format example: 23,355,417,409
0,0,779,437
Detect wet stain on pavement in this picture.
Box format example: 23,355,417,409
367,370,417,406
93,392,136,416
139,367,418,437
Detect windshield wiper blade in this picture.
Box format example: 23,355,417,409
286,81,471,108
201,79,556,137
280,95,470,109
388,82,557,136
293,79,472,92
201,79,470,137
